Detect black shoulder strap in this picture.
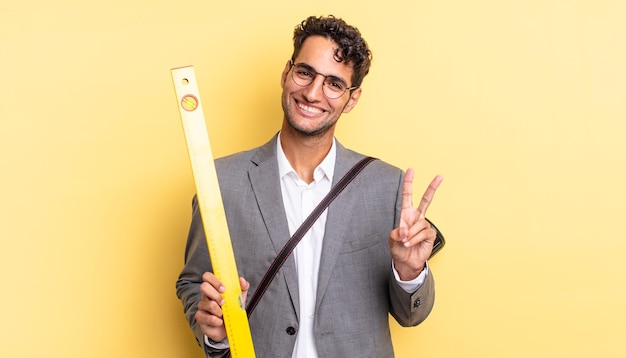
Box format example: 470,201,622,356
246,156,377,318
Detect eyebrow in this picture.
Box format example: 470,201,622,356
295,62,349,86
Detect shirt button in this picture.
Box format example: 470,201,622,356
286,326,296,335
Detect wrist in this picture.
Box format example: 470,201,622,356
204,335,230,350
394,261,426,281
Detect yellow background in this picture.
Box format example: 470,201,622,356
1,1,625,357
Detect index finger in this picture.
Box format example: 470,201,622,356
401,168,415,209
202,272,225,293
416,175,443,219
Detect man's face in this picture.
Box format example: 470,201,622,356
280,35,362,138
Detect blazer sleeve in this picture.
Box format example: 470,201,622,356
388,268,435,327
175,196,231,358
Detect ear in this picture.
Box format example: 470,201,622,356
342,87,362,113
280,60,292,88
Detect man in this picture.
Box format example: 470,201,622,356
176,15,443,358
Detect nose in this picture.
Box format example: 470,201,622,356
302,74,325,102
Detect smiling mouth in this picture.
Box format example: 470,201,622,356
297,101,324,115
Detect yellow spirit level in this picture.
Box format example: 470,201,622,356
171,65,255,358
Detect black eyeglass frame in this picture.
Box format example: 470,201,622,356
289,61,358,99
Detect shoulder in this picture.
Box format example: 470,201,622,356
215,135,277,172
337,143,403,180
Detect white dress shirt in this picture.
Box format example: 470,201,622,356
277,135,335,358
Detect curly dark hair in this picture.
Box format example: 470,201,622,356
291,15,372,88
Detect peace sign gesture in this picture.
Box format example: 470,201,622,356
389,169,443,281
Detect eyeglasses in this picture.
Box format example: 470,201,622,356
289,61,357,99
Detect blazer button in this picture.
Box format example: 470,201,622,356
286,326,296,335
413,297,421,309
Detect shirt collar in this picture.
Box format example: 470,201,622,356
277,133,336,184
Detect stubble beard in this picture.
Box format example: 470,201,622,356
282,95,342,138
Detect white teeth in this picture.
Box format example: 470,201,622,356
298,102,323,114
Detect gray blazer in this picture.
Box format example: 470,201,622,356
176,135,435,358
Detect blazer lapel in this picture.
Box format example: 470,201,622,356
248,135,300,318
316,143,364,309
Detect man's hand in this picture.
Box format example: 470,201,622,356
389,169,443,281
195,272,250,342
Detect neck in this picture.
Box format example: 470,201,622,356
279,127,333,184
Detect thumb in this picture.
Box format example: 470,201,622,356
390,225,408,243
240,277,250,305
